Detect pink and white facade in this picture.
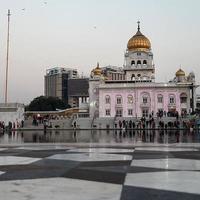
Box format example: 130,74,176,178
89,24,197,118
98,83,193,118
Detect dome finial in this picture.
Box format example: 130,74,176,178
97,62,99,68
137,20,140,31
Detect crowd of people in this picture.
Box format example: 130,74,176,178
114,114,194,131
0,120,24,130
115,117,156,130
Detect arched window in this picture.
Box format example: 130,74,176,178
127,95,133,104
143,96,148,104
180,93,187,103
131,60,135,65
169,94,175,104
141,93,150,104
137,74,141,77
105,95,110,104
137,60,141,65
131,74,135,80
116,95,122,104
157,94,163,103
143,60,147,65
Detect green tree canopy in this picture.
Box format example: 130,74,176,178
26,96,70,111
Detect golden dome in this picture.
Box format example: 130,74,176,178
176,68,185,77
92,62,102,76
127,22,151,51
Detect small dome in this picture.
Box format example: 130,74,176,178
92,62,102,76
189,71,195,78
127,22,151,51
176,68,185,77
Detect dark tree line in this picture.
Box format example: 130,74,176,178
26,96,70,111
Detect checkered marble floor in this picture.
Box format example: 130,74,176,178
0,144,199,199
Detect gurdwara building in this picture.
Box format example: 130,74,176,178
89,23,197,119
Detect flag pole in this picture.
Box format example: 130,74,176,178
5,9,11,104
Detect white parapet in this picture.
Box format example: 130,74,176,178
0,103,24,126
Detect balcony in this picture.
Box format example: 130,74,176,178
168,103,176,108
115,103,123,108
180,102,187,108
140,102,150,108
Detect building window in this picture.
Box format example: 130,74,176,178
127,95,133,104
116,96,122,104
137,52,141,56
116,109,122,117
170,97,175,103
141,93,150,106
131,60,135,65
180,97,187,103
143,97,148,104
180,93,187,103
128,109,133,116
169,95,175,104
157,95,163,103
142,109,149,117
105,109,110,116
137,60,141,65
105,95,110,104
143,60,147,65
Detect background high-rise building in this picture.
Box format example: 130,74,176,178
44,67,78,105
68,78,89,108
44,67,89,108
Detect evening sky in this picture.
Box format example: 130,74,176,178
0,0,199,103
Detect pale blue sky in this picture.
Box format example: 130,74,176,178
0,0,200,103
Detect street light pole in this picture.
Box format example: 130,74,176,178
5,9,11,104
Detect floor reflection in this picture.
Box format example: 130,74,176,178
0,129,199,144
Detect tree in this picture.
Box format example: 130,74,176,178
26,96,70,111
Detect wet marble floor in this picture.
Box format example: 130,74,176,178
1,129,200,144
0,143,199,199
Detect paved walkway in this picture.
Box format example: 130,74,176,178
0,143,199,199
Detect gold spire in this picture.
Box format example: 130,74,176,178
92,62,102,76
137,20,140,31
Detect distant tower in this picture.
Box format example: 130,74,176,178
5,9,11,104
44,67,78,105
124,21,155,82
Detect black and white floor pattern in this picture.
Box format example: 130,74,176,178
0,144,199,199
